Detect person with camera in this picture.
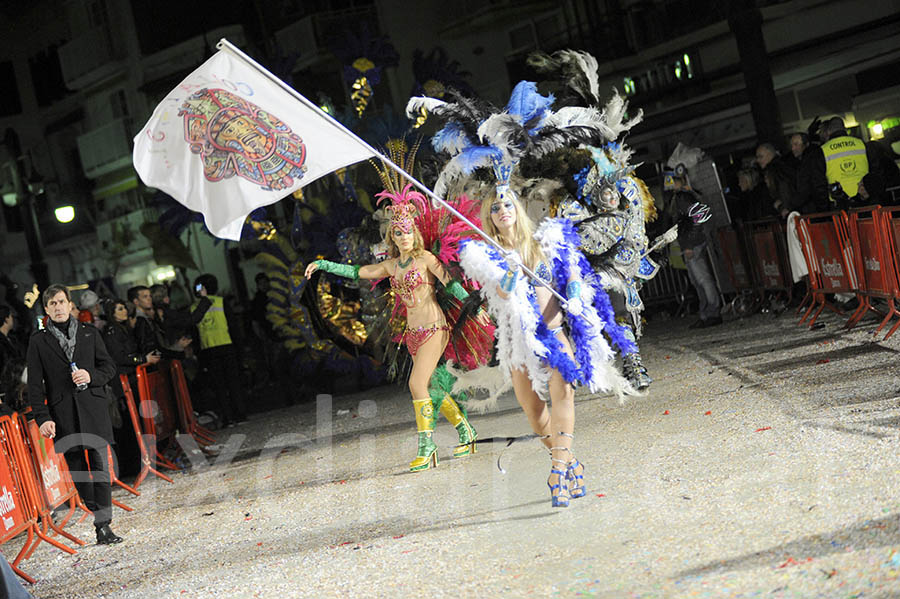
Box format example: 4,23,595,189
26,284,123,544
191,274,246,427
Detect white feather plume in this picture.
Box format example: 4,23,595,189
446,363,512,413
405,96,449,118
600,89,643,139
557,50,600,104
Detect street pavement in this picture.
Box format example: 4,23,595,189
11,307,900,598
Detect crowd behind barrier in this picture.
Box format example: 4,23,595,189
0,358,210,584
710,190,900,337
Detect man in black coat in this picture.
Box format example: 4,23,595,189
26,284,123,544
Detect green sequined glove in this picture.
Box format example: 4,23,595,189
445,279,469,301
315,260,360,280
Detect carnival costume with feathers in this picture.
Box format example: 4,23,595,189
409,80,636,410
310,146,494,470
531,50,677,390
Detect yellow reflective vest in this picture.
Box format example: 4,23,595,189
822,135,868,198
194,295,232,350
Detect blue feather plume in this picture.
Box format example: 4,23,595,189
506,81,554,129
458,145,501,174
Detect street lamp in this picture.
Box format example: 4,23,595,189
54,204,75,223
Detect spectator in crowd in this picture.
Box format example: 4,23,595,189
102,298,159,476
1,273,33,340
865,139,900,195
77,290,105,330
150,284,194,353
853,172,892,206
732,167,775,222
69,298,81,321
790,132,829,214
0,356,27,413
0,305,23,378
127,285,156,355
192,274,247,427
669,175,722,328
755,142,798,218
26,284,123,544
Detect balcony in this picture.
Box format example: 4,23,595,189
141,25,246,90
440,0,556,38
275,6,379,71
96,206,158,256
76,117,134,180
58,25,126,90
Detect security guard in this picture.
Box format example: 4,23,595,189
193,274,247,427
820,117,868,204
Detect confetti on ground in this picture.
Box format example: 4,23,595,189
704,411,712,415
777,557,814,569
755,427,772,432
663,410,670,415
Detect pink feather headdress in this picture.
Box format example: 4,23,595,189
376,183,427,234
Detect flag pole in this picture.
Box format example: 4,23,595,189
216,39,567,305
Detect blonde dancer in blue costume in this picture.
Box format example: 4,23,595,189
409,79,640,507
459,165,635,507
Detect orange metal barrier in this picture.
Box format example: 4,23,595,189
745,219,794,302
120,374,174,490
18,416,90,554
0,415,79,583
796,212,851,328
134,362,181,472
0,416,40,583
717,225,756,292
876,206,900,339
170,360,215,447
841,206,900,332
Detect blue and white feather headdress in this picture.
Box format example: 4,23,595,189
406,78,630,201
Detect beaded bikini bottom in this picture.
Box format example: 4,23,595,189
405,322,450,356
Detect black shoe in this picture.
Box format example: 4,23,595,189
688,319,705,329
96,524,123,545
704,316,723,327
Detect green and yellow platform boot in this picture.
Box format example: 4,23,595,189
409,398,438,472
439,395,477,458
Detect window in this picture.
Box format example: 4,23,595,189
0,61,23,117
110,89,129,118
28,44,68,107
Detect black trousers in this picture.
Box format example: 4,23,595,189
199,344,246,424
64,445,112,526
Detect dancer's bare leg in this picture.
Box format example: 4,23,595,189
536,289,580,502
407,330,449,399
511,368,551,449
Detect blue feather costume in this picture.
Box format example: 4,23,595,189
458,218,634,401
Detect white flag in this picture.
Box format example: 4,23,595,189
133,47,375,240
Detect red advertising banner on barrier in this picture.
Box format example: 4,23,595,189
27,425,70,508
805,220,852,292
717,227,753,290
0,442,27,539
855,219,890,294
751,228,786,289
0,415,80,583
19,415,90,533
